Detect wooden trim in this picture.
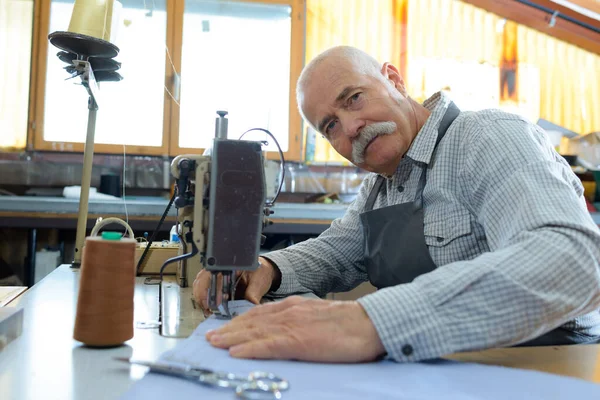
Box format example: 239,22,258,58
31,0,51,152
286,0,305,162
31,0,170,155
168,0,306,162
462,0,600,55
561,0,600,16
446,344,600,383
168,0,184,156
161,0,177,158
26,0,43,151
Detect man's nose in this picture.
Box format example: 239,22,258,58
341,114,365,139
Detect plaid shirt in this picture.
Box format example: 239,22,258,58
263,92,600,362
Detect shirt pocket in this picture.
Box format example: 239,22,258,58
424,210,472,247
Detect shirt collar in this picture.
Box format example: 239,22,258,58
404,91,454,166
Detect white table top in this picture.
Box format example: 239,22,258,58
0,265,181,400
2,265,600,400
0,287,26,307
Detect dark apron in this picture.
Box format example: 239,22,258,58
359,102,596,347
360,102,460,289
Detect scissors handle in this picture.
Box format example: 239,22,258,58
236,383,283,400
234,371,289,400
248,371,289,391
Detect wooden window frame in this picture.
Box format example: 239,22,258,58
27,0,305,161
167,0,305,161
28,0,173,156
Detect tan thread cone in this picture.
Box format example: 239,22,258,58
74,235,136,347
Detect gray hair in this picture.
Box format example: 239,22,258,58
296,46,384,131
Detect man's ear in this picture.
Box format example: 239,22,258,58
381,62,407,96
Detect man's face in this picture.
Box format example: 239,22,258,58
300,60,416,175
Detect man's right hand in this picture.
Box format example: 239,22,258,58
192,257,280,316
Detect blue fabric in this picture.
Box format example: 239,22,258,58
120,301,600,400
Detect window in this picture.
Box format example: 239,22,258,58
35,0,169,154
305,0,600,163
0,0,34,150
177,0,291,153
25,0,304,160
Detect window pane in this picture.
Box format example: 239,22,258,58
43,0,167,147
179,0,291,152
0,0,34,149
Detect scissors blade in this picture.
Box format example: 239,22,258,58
115,357,214,379
114,357,211,378
114,357,157,368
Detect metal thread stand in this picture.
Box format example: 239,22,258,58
47,31,121,267
73,96,98,266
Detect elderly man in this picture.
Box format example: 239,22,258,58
193,46,600,363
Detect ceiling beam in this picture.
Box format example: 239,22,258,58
462,0,600,54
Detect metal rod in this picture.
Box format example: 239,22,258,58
515,0,600,34
72,96,98,267
215,110,228,140
208,272,219,311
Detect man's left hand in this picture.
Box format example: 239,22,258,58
205,296,386,363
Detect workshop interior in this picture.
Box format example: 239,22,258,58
1,0,600,399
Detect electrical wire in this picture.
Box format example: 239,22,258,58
238,128,286,206
122,144,129,236
136,190,176,275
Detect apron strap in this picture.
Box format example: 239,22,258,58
365,175,385,212
364,102,461,212
436,102,461,147
414,102,461,208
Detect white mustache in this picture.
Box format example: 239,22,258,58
351,121,397,164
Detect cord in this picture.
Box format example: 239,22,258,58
135,189,176,275
163,44,181,107
122,144,129,235
238,128,286,206
157,235,198,324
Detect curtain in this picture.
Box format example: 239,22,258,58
304,0,405,164
305,0,600,163
516,24,600,135
0,0,34,150
406,0,503,108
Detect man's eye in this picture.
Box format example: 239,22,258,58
349,93,361,104
326,119,338,134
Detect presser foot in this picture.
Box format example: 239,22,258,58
208,271,238,319
213,301,237,319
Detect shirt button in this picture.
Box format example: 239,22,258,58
397,185,404,192
402,344,413,356
436,237,444,243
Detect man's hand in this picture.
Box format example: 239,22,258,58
205,296,386,363
192,257,279,316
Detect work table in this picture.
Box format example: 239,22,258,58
1,195,600,235
0,265,599,400
0,196,347,235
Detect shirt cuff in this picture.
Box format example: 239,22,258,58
357,283,452,362
260,251,303,296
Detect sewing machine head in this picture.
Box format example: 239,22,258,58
170,111,271,319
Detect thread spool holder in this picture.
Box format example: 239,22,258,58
47,31,122,267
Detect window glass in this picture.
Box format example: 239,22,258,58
43,0,167,147
178,0,291,152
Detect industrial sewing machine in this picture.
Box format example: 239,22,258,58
158,111,278,337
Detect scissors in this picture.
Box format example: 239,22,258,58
115,357,289,399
